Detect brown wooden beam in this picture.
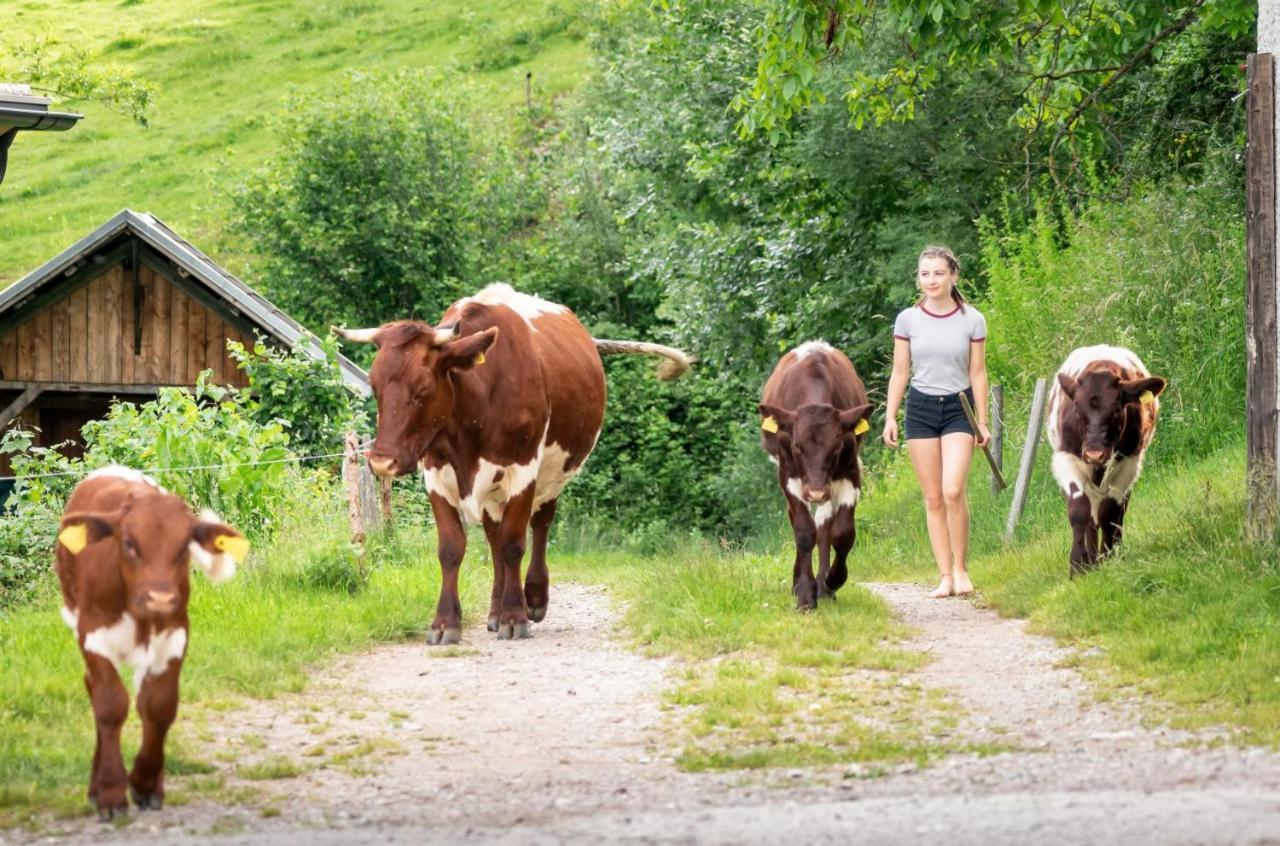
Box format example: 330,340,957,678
1247,53,1278,535
0,380,169,395
0,385,43,432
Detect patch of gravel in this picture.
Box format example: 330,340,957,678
14,581,1280,846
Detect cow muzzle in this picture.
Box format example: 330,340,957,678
135,588,178,617
1082,448,1109,466
804,487,829,503
367,455,399,478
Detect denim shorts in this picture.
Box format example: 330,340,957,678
904,386,975,440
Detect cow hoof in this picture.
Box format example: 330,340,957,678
427,628,461,645
97,803,127,822
496,622,531,640
487,616,500,632
130,788,163,811
528,605,547,623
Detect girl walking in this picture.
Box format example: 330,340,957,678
882,245,991,598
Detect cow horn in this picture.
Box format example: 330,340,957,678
432,323,461,345
332,326,381,344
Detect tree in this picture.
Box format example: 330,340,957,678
2,37,152,126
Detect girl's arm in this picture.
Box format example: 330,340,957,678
969,339,991,447
883,337,911,447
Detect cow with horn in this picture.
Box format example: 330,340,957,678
336,284,692,643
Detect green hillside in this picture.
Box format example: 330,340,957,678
0,0,590,285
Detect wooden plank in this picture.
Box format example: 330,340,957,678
31,308,51,381
170,287,189,384
86,274,107,382
1005,378,1049,541
0,330,16,381
143,267,170,384
120,265,136,383
48,296,70,381
205,317,226,383
68,285,89,382
223,328,245,386
990,385,1004,496
186,297,206,384
103,266,124,381
0,386,43,433
1247,52,1278,535
16,321,36,381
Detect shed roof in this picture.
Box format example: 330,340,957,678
0,209,370,396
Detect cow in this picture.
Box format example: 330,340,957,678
1046,345,1167,576
54,466,248,820
336,283,691,644
758,341,875,611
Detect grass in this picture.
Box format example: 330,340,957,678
0,0,592,285
553,544,983,772
855,435,1280,745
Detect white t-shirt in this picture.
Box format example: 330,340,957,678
893,303,987,396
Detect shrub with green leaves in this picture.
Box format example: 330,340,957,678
228,334,369,458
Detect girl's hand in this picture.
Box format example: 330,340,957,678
883,419,899,448
975,423,991,448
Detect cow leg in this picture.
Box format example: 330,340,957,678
1066,485,1098,577
525,498,556,623
824,505,856,596
815,508,834,599
84,654,130,820
428,493,466,645
129,660,181,810
1099,496,1127,556
482,513,505,632
495,488,536,640
785,493,819,611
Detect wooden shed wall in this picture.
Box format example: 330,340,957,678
0,262,252,387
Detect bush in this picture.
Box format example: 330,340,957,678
229,334,369,458
978,169,1244,460
232,70,526,332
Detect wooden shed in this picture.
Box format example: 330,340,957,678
0,209,369,473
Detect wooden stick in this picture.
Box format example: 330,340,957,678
990,385,1004,496
342,431,366,545
959,390,1007,492
1005,378,1050,541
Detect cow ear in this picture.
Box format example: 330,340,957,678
1121,376,1167,406
57,512,116,554
839,404,875,436
190,514,249,584
757,404,796,434
438,327,499,372
1057,372,1078,399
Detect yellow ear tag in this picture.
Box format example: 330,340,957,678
854,418,870,436
1139,390,1155,405
214,534,251,564
474,352,486,366
58,524,88,555
761,415,778,434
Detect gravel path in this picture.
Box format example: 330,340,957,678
13,581,1280,846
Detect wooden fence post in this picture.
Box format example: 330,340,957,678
343,431,366,546
1005,378,1049,541
1247,52,1279,536
990,384,1004,496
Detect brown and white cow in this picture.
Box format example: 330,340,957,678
337,283,691,643
1047,345,1167,576
54,466,247,820
758,342,874,610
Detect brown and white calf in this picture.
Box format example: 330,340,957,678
1047,345,1167,576
759,342,874,610
337,283,691,643
54,467,247,820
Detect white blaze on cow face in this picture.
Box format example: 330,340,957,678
792,340,834,361
85,465,167,492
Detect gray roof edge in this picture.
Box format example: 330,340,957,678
1,209,371,397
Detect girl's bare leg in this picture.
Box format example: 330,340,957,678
907,437,952,597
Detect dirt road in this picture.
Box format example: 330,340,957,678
14,582,1280,846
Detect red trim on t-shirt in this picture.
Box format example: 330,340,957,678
918,303,961,319
893,334,910,341
971,337,986,343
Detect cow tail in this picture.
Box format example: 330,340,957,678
593,339,694,381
